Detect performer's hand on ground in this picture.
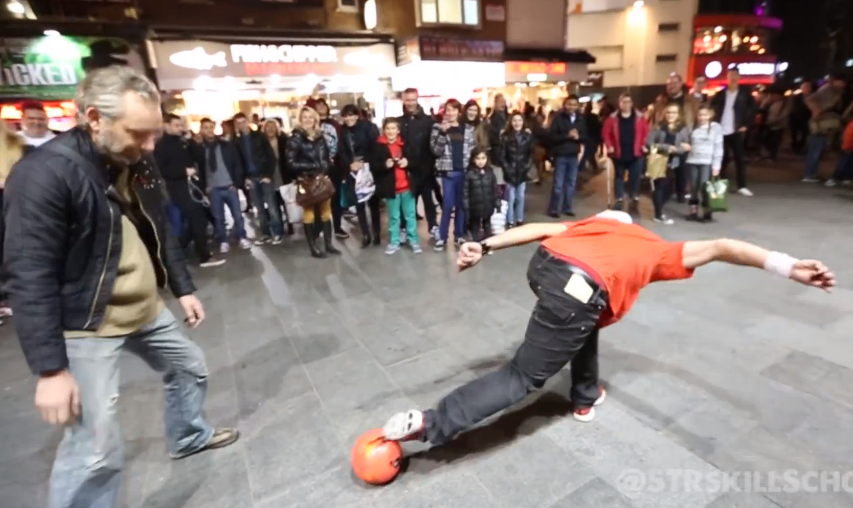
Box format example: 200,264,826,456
457,242,483,271
790,260,836,292
179,295,206,327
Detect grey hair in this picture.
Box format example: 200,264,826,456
75,65,160,124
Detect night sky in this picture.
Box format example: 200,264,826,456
773,0,848,82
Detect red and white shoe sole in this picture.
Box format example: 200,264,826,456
573,388,607,423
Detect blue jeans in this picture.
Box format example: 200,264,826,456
166,202,184,240
831,150,853,181
548,155,579,214
439,171,466,242
209,186,246,243
505,182,526,223
614,158,643,200
49,309,214,508
387,190,418,246
251,178,283,237
803,134,828,178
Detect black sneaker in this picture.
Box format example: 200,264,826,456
334,229,350,239
686,213,700,222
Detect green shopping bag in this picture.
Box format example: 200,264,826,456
703,178,729,212
340,180,355,209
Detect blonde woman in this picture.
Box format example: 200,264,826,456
645,104,691,225
0,121,23,320
284,107,339,258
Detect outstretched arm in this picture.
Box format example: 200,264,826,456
682,239,835,292
457,222,570,271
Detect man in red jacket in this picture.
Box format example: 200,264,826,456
602,93,650,214
382,211,835,446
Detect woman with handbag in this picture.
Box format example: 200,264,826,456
645,104,691,225
340,104,382,248
285,107,341,258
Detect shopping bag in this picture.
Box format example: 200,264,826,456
354,165,375,203
703,178,729,212
645,146,669,180
279,183,304,223
340,180,356,209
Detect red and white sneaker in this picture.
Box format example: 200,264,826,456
573,387,607,423
383,410,425,441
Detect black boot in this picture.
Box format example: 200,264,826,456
362,235,372,248
303,224,326,258
322,221,342,255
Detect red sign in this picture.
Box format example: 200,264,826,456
505,62,567,75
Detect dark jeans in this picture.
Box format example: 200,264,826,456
209,186,246,243
402,181,438,231
167,182,212,262
790,120,809,153
356,195,381,240
330,171,344,231
763,129,784,160
423,247,607,445
548,155,580,214
831,151,853,181
613,158,643,200
721,132,748,189
469,216,493,242
651,176,671,218
674,155,687,199
439,171,466,242
250,178,283,238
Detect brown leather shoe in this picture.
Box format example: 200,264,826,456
170,428,240,460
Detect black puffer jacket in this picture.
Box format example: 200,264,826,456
497,130,534,186
3,127,195,375
398,109,435,179
464,167,500,219
339,119,379,168
285,128,331,177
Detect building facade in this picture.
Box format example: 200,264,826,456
565,0,700,94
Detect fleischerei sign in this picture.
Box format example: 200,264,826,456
0,35,144,100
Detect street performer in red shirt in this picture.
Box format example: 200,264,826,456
382,210,835,445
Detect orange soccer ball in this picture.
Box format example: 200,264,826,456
351,428,403,485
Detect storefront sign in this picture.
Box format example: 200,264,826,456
151,40,396,90
693,54,779,82
485,4,506,21
0,35,144,100
418,37,504,63
583,71,604,87
505,61,575,83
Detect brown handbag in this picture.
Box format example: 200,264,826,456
295,174,335,208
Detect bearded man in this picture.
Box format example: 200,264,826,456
3,66,238,508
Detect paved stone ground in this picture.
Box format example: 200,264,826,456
1,155,852,508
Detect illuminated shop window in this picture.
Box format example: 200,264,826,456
419,0,480,26
692,27,771,55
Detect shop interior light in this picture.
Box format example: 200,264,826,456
714,26,723,33
557,81,567,87
270,74,281,83
44,29,60,37
363,0,377,30
846,59,853,67
719,35,727,42
758,48,766,54
632,1,643,9
7,1,25,15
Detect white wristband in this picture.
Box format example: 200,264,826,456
764,251,798,279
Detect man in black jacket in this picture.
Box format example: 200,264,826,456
398,88,439,238
234,112,283,244
154,113,224,268
711,67,757,196
3,66,238,508
547,94,587,217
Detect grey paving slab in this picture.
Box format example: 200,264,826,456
1,175,852,508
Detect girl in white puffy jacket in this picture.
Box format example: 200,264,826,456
684,104,724,222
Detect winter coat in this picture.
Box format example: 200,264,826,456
430,123,476,174
397,109,436,180
464,167,500,219
602,111,651,160
285,128,331,177
370,136,422,200
497,130,534,186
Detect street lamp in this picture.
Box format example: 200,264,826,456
364,0,377,30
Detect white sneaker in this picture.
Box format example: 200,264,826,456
400,231,408,245
653,215,674,225
239,239,252,250
383,410,425,441
737,188,753,196
385,243,400,255
802,177,820,183
825,179,839,187
430,226,440,241
220,242,230,254
271,236,283,245
434,240,446,252
573,388,607,423
411,243,423,254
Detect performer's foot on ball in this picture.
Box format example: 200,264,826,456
573,387,607,423
383,410,425,441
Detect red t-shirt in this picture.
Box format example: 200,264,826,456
378,135,409,193
540,217,694,327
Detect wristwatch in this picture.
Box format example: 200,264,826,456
479,240,492,256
